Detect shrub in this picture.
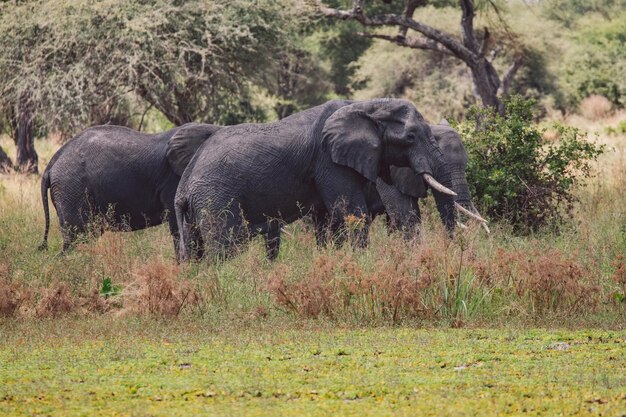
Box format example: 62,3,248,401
488,247,599,315
266,248,441,324
579,94,612,120
35,283,75,318
604,119,626,136
0,264,31,317
457,96,604,232
120,257,200,317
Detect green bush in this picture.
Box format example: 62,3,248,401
456,96,604,233
561,14,626,108
604,120,626,136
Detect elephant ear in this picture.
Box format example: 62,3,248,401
322,103,382,182
167,123,221,176
390,166,427,198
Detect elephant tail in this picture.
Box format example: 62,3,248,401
175,197,188,261
38,170,51,251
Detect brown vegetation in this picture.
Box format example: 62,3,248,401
0,263,31,317
579,94,612,121
36,282,75,318
265,230,604,324
119,257,200,318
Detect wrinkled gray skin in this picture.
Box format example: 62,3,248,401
302,121,476,248
39,123,220,258
175,99,456,262
370,121,478,236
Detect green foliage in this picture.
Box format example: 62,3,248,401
604,120,626,136
561,14,626,107
316,22,372,95
0,0,303,136
509,47,563,113
100,277,121,299
457,96,604,232
541,0,624,27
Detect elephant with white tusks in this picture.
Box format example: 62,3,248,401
302,119,488,250
173,98,458,263
39,123,221,259
369,119,489,237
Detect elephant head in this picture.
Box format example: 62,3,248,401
322,99,457,232
387,119,488,232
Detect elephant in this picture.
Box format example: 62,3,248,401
39,123,220,257
173,98,458,262
299,120,488,250
369,120,488,236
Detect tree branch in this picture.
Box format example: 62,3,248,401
460,0,480,53
0,146,13,173
396,0,427,41
358,31,452,55
500,56,524,98
479,27,490,57
319,0,478,65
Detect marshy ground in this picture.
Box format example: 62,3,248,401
1,321,625,416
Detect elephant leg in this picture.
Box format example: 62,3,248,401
60,221,84,252
189,225,205,261
59,211,91,251
264,224,281,261
376,179,421,240
311,206,332,248
317,172,371,249
402,199,421,240
166,210,182,261
200,201,249,262
54,192,94,251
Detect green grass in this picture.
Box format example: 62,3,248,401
1,321,625,416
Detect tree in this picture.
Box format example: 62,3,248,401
319,0,526,113
561,13,626,108
127,0,300,125
0,0,303,158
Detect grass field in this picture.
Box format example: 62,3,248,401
0,112,625,415
1,321,625,416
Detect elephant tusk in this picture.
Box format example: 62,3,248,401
455,202,488,223
456,221,469,230
481,222,491,234
423,173,457,196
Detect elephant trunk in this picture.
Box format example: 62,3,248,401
411,141,456,234
451,166,473,210
431,175,456,234
449,166,489,231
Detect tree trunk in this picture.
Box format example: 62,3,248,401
469,57,501,110
0,147,13,173
15,91,38,174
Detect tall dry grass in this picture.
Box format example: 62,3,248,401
0,123,624,326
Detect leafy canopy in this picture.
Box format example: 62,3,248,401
0,0,303,136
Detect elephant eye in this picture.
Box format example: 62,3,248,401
406,133,416,142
